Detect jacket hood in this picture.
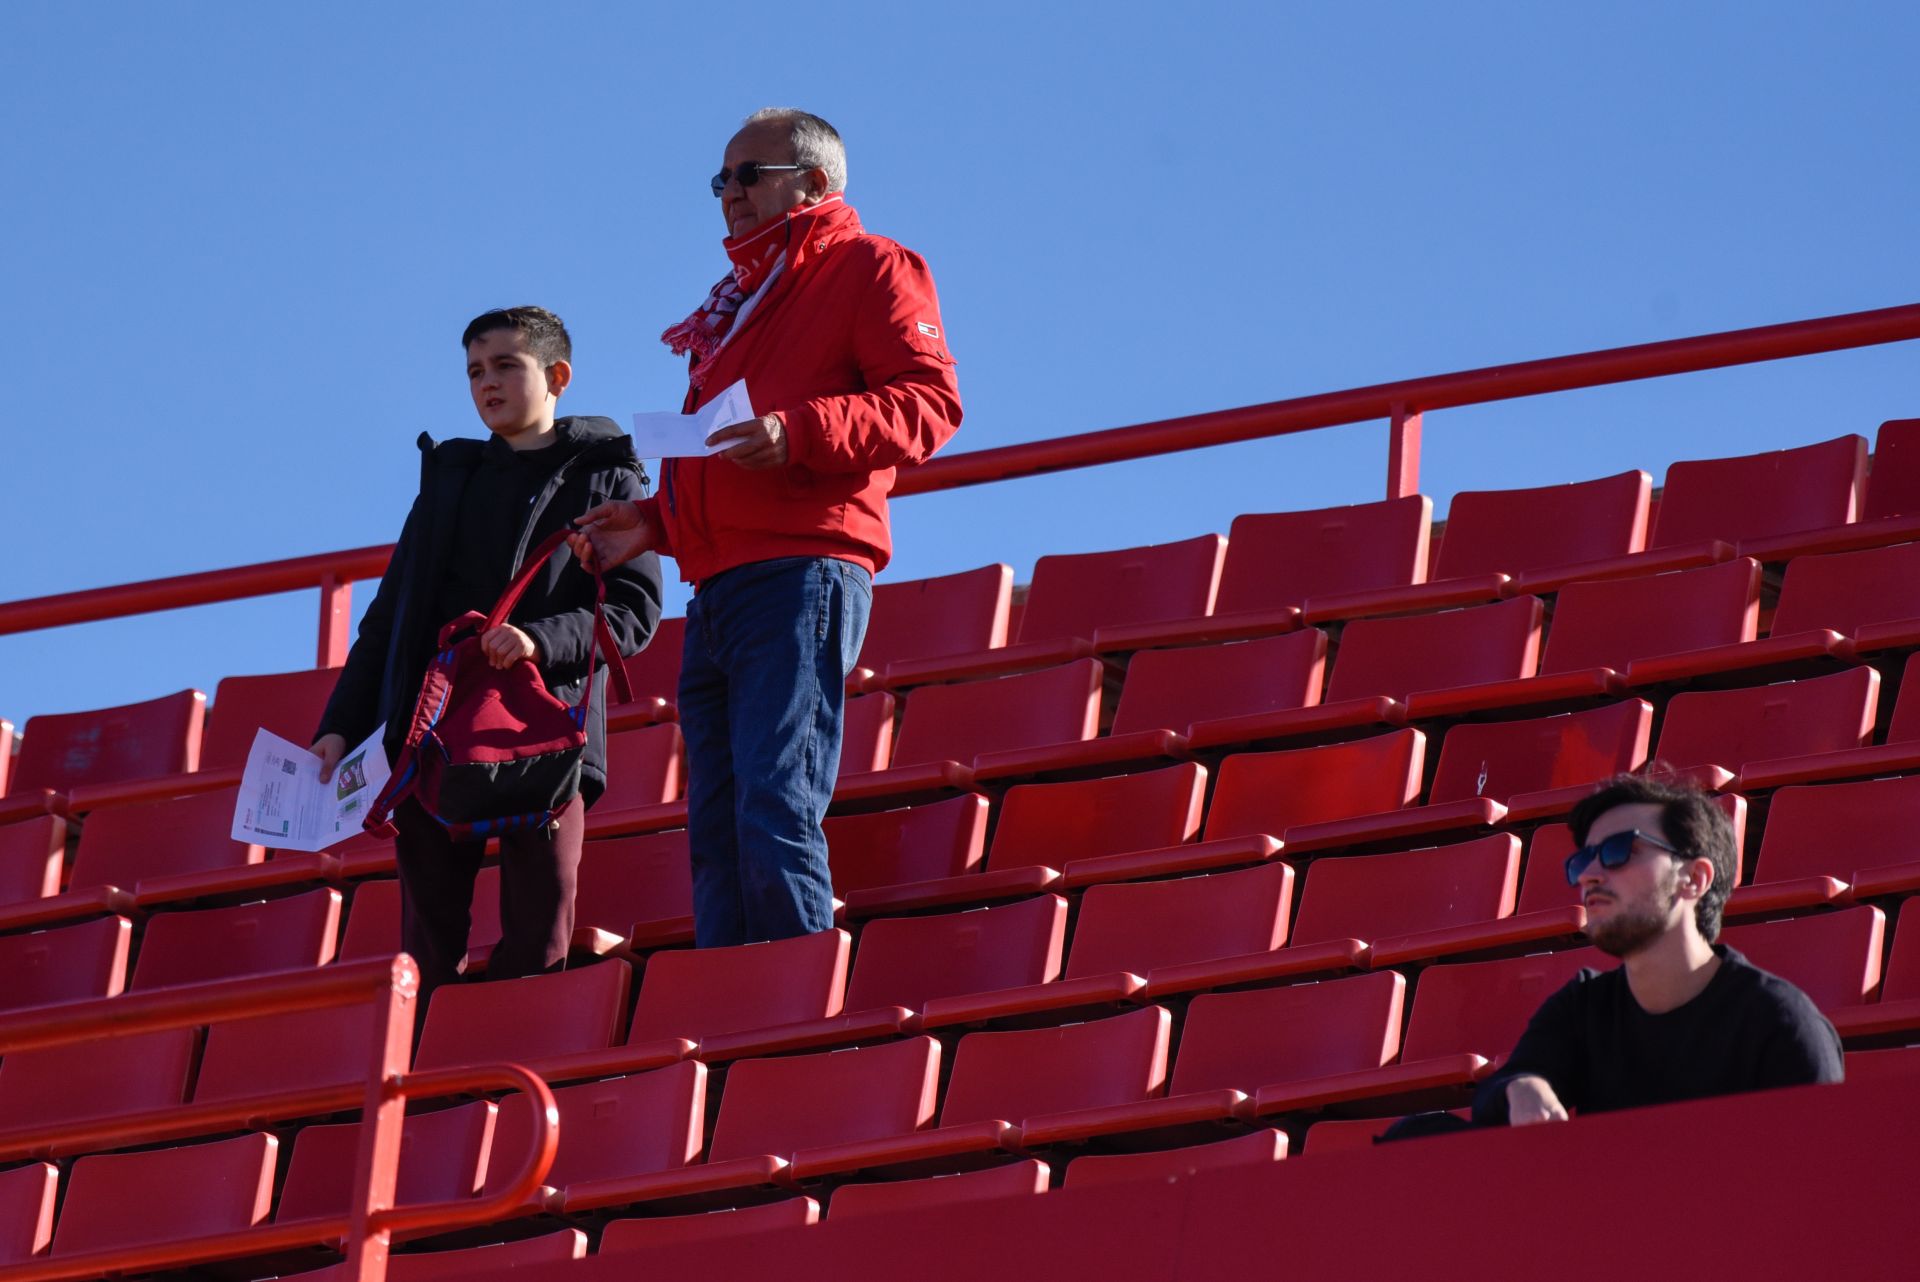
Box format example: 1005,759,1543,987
417,415,639,472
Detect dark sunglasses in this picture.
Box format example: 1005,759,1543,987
1563,829,1680,886
710,161,807,197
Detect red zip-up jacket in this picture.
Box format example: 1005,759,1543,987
635,201,962,585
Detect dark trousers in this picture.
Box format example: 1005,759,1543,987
391,793,586,998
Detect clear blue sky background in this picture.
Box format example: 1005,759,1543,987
2,1,1915,733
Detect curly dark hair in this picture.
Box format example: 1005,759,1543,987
460,306,571,368
1569,773,1737,942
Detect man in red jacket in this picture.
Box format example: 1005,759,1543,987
572,108,962,947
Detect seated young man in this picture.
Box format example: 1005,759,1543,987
311,306,663,997
1473,774,1843,1126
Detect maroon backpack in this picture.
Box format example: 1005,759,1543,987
364,527,633,840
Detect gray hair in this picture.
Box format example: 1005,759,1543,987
743,107,847,194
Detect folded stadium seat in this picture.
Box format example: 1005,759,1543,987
1650,665,1879,792
411,960,656,1083
0,786,333,934
1072,862,1364,1000
1432,470,1653,597
1018,970,1412,1144
0,916,131,1013
276,1230,589,1282
475,1061,707,1216
577,830,694,950
0,1026,197,1137
827,793,993,918
1288,834,1528,969
580,722,687,838
836,660,1108,807
1726,775,1920,917
1732,650,1920,789
0,814,65,909
609,615,685,730
854,769,1231,918
1106,629,1327,747
1719,905,1885,1014
274,1100,495,1233
839,692,897,775
599,1197,819,1254
829,1159,1050,1219
338,875,499,970
788,1005,1170,1182
1426,698,1653,822
840,894,1069,1029
1059,1128,1287,1188
881,535,1225,688
49,1132,277,1259
0,688,205,823
627,928,907,1062
128,886,341,990
0,1162,56,1266
193,1003,394,1111
1831,898,1920,1045
849,564,1014,691
1769,541,1920,657
1091,497,1433,654
1513,794,1750,916
1199,594,1544,738
1389,945,1615,1089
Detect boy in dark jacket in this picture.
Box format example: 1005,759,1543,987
312,306,663,996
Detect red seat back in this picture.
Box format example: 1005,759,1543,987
1064,862,1294,979
1401,947,1613,1061
1434,471,1650,579
1720,905,1884,1011
831,1159,1047,1219
707,1036,941,1162
1216,496,1431,614
9,689,205,796
1753,775,1920,885
988,763,1206,872
620,616,686,704
201,667,344,770
0,1028,195,1131
1542,560,1760,675
940,1006,1171,1126
576,832,691,936
1109,630,1325,737
1291,834,1520,946
598,723,685,810
483,1061,705,1196
824,794,989,895
600,1199,816,1255
840,692,896,774
1879,898,1920,1003
0,916,131,1014
69,788,263,894
52,1133,277,1256
1173,971,1404,1094
1062,1129,1286,1189
1770,542,1920,638
414,961,631,1070
0,1163,56,1266
1653,666,1878,776
1326,597,1542,702
859,565,1013,670
628,930,846,1046
0,815,66,909
195,1004,389,1104
1019,535,1225,642
1429,699,1652,806
131,886,341,989
1204,729,1425,842
1864,419,1920,520
276,1101,494,1221
1653,435,1866,548
890,660,1104,767
844,896,1067,1012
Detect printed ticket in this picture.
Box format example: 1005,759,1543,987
231,727,390,851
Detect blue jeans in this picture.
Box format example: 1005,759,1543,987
680,556,872,947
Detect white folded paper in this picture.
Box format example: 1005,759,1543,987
231,727,391,851
629,378,755,458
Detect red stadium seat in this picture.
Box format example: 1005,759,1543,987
1397,946,1613,1072
0,1027,196,1131
1653,666,1879,790
1651,435,1867,560
1720,905,1884,1013
790,1005,1170,1181
0,815,65,909
129,886,341,989
855,564,1013,683
413,960,633,1073
1515,794,1749,916
1061,1129,1287,1188
1427,699,1653,820
1863,419,1920,520
599,1198,818,1255
1440,470,1651,595
1730,775,1920,915
0,916,131,1014
842,895,1069,1028
1831,898,1920,1044
194,1004,391,1107
1769,542,1920,654
200,666,345,770
627,928,903,1060
830,1159,1048,1219
51,1132,277,1258
1736,650,1920,789
275,1100,495,1225
613,615,685,725
828,793,990,915
840,692,896,775
4,688,205,808
576,831,693,949
997,762,1216,891
281,1231,590,1282
0,1162,56,1265
585,722,687,837
882,535,1224,686
1322,595,1542,716
1290,833,1521,961
839,660,1107,805
484,1060,705,1214
1109,630,1326,743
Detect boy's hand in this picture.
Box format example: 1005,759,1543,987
481,625,539,669
568,501,657,572
706,413,788,470
1504,1075,1570,1126
310,734,347,784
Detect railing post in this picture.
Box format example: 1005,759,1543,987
1387,403,1422,499
342,956,418,1282
318,574,353,669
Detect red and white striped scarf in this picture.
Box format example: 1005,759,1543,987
661,195,850,387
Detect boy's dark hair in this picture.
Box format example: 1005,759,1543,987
461,306,572,368
1569,773,1736,942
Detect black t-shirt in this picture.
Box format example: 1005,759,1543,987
433,435,569,628
1471,945,1844,1124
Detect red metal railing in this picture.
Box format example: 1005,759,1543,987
0,957,558,1282
1,300,1917,669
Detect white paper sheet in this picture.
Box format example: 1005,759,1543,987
628,378,755,458
231,727,391,851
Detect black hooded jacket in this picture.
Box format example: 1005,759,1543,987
315,416,665,805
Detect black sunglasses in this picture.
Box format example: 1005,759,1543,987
1563,829,1681,886
710,161,808,197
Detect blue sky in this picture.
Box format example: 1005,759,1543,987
1,1,1915,733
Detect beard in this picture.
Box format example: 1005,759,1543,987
1586,870,1684,958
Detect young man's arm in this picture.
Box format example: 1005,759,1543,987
1471,978,1590,1126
